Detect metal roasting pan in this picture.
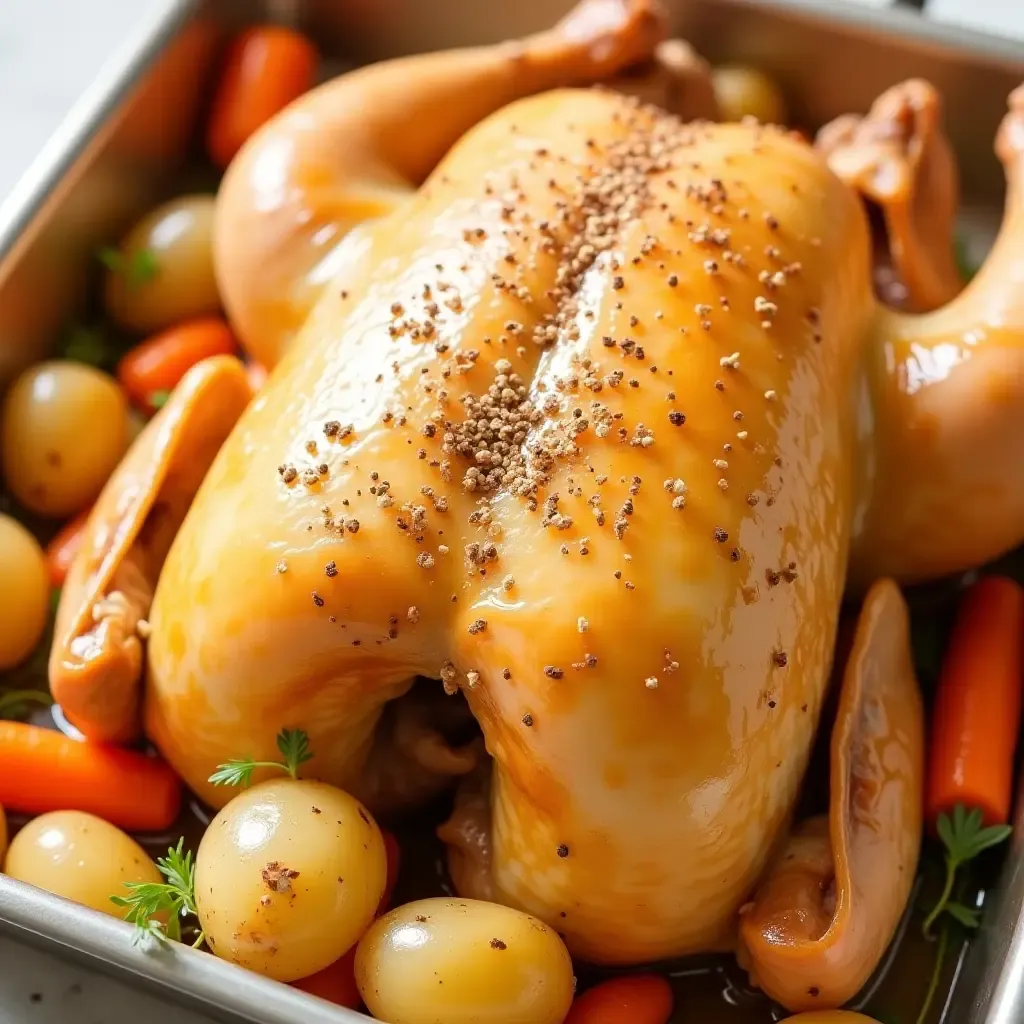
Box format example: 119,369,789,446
1,0,1024,1021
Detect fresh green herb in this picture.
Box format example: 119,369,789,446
915,805,1012,1024
149,390,171,410
923,804,1011,938
915,926,949,1024
98,246,159,288
110,839,201,947
61,325,116,368
0,688,53,721
208,728,313,788
953,235,980,283
51,588,62,614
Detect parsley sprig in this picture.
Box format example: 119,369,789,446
208,728,313,788
923,804,1011,938
98,246,159,288
110,839,202,947
915,804,1012,1024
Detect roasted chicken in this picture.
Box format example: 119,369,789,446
49,0,1024,1011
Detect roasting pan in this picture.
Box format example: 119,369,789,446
1,1,1023,1021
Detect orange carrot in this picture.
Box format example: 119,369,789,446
291,946,360,1009
46,509,91,587
379,828,401,913
0,721,181,831
116,317,236,412
564,975,673,1024
206,26,318,169
927,575,1024,828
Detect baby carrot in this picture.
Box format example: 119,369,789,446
291,946,360,1009
46,509,91,587
0,721,181,831
926,575,1024,828
116,317,236,412
206,26,318,169
564,975,673,1024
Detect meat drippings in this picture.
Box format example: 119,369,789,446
352,683,484,817
437,762,495,903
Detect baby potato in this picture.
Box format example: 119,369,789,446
1,361,129,517
195,778,386,982
104,194,220,332
3,810,160,917
0,513,50,670
712,65,787,125
355,897,575,1024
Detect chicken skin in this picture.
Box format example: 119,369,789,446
49,0,1024,1010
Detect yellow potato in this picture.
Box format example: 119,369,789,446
1,361,129,517
195,778,386,982
0,513,50,670
3,810,160,918
104,195,220,332
355,897,575,1024
712,65,787,125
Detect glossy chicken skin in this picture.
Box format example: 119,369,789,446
48,0,1024,1008
213,0,713,370
739,579,923,1009
154,90,872,966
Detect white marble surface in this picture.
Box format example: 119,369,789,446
928,0,1024,37
0,0,170,202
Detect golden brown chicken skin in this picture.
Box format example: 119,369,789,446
145,89,874,964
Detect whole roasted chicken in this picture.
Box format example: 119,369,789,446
50,0,1024,1012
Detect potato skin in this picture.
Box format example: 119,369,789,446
104,195,220,332
0,513,49,670
1,361,129,517
355,897,575,1024
3,810,160,917
712,65,787,125
195,778,386,982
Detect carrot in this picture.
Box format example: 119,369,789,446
0,721,181,831
291,946,360,1009
206,26,318,169
926,575,1024,828
564,975,673,1024
116,317,237,412
46,509,91,587
379,828,401,913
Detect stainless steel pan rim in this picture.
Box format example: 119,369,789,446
0,0,197,269
1,2,1024,1022
0,875,368,1023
